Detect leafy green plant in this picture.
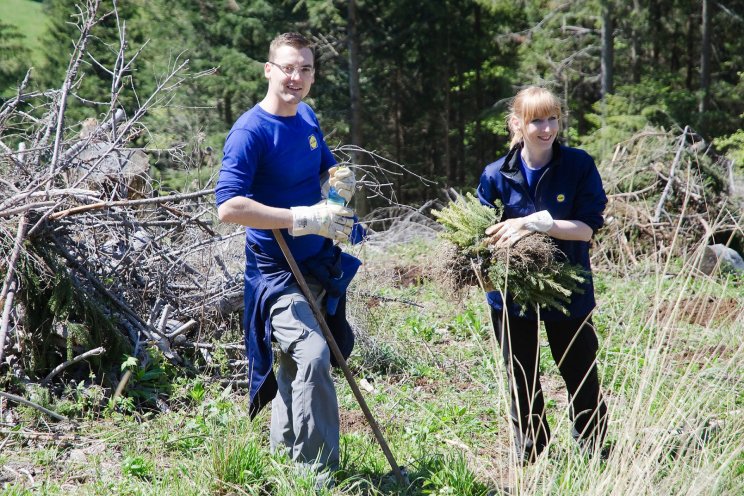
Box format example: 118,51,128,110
448,306,488,340
56,379,107,419
420,452,489,496
118,349,174,409
407,315,437,342
715,129,744,173
188,380,206,404
122,454,154,479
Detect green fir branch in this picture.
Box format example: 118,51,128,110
434,192,587,316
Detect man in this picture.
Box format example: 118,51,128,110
215,32,359,476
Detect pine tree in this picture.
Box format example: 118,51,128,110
433,193,586,316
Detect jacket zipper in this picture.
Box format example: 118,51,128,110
533,166,553,212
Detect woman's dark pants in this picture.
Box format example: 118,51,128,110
491,309,608,462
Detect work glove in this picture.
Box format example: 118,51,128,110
523,210,554,233
485,211,553,247
290,201,355,242
321,166,356,203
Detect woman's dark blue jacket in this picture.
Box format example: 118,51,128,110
477,142,607,321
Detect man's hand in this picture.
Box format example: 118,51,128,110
290,202,355,242
485,210,554,247
327,166,356,203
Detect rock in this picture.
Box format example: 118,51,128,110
698,244,744,275
131,229,152,251
68,449,88,463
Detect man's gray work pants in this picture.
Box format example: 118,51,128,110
268,282,339,472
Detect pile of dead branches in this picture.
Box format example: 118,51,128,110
0,1,249,416
0,2,431,420
594,126,744,271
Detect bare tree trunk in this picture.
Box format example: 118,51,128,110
474,3,484,174
686,12,695,90
456,66,466,185
347,0,367,215
649,0,662,65
395,63,404,205
443,2,452,185
395,66,402,166
699,0,711,113
630,0,642,83
600,0,614,97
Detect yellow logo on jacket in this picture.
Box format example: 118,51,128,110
308,135,318,150
557,194,565,202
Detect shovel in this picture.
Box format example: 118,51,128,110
272,229,408,486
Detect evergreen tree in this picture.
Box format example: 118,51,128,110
0,21,31,101
37,0,148,123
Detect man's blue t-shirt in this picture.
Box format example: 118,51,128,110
216,102,337,263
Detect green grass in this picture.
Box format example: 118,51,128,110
1,235,743,494
0,0,47,64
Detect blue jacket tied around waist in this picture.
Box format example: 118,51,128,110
243,234,362,417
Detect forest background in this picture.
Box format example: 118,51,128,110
1,1,744,495
2,0,743,205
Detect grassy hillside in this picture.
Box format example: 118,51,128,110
1,230,742,495
0,0,47,64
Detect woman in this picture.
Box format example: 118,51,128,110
477,86,608,463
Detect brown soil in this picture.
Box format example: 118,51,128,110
675,344,733,366
339,407,373,435
390,264,429,287
655,296,742,327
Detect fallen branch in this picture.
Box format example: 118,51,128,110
0,214,28,365
0,428,80,443
0,391,67,421
40,346,106,386
167,319,197,339
111,370,132,405
48,188,215,220
653,126,689,223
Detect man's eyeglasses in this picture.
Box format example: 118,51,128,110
268,61,315,78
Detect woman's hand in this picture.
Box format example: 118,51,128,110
485,211,555,247
485,218,532,247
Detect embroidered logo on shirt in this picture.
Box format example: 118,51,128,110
556,194,565,202
308,135,318,150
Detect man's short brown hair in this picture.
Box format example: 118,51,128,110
268,32,313,62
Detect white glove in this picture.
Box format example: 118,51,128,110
290,202,355,242
523,210,554,233
327,166,356,203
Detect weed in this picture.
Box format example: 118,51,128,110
56,379,107,419
187,380,206,404
122,454,154,479
448,306,488,340
32,446,61,466
210,428,269,493
419,452,490,496
115,349,174,410
407,315,437,342
0,485,34,496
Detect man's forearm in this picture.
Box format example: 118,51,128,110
217,196,293,229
